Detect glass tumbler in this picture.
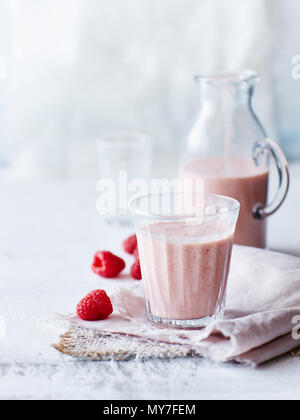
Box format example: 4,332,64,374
97,132,152,226
130,192,240,329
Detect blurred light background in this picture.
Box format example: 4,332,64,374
0,0,299,179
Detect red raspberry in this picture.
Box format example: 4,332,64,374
77,289,113,321
92,251,125,278
131,258,142,280
123,234,137,255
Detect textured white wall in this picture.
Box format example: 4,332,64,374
0,0,298,178
269,0,300,160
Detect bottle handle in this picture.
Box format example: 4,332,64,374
252,138,290,220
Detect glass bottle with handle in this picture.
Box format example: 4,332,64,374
179,70,289,248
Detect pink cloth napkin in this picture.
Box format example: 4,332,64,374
63,246,300,367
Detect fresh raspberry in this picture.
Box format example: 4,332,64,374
131,258,142,280
92,251,125,278
133,246,139,260
123,234,137,255
77,289,113,321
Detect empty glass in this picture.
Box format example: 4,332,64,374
97,132,152,226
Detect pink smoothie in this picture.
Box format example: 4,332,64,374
180,157,269,248
138,221,234,321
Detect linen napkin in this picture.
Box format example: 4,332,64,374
55,246,300,367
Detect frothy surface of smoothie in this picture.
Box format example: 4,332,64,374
180,157,269,248
138,221,234,321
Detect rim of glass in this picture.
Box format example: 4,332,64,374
194,69,260,87
130,192,240,220
97,131,152,148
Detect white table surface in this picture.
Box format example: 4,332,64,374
0,163,299,400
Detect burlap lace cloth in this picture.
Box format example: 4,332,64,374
53,327,201,361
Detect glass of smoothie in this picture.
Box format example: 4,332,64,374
130,192,240,329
